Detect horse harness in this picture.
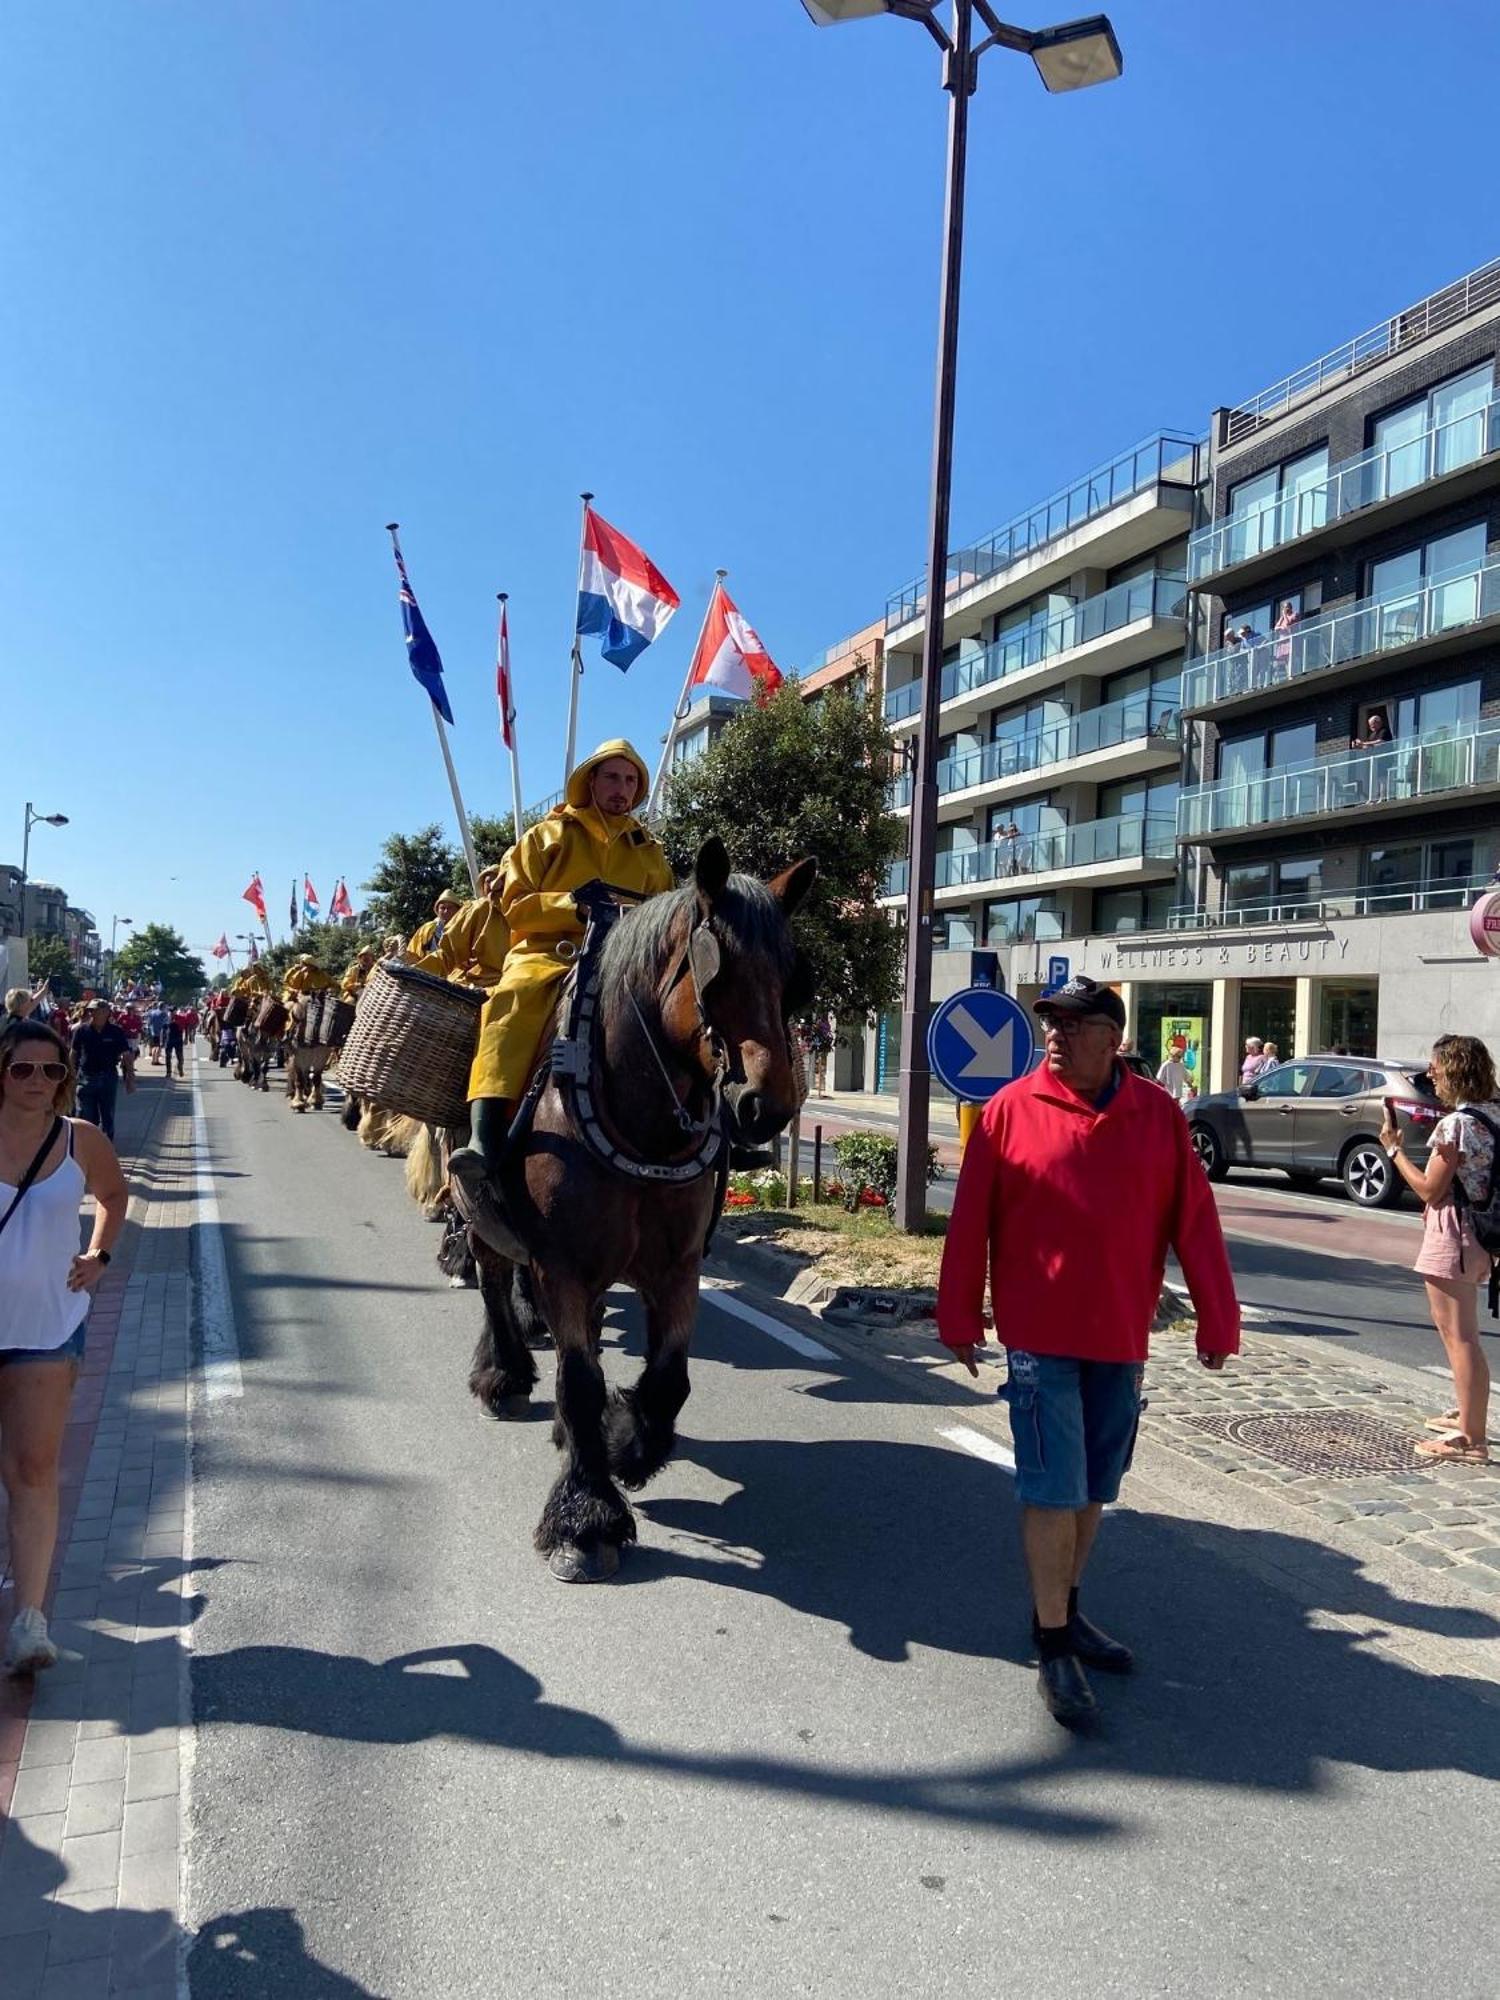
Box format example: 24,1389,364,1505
510,882,727,1191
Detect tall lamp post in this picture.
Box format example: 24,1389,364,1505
107,916,133,996
17,801,70,940
798,1,1122,1230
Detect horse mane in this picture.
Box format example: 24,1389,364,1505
598,875,793,997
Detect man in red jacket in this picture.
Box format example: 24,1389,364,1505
937,976,1239,1726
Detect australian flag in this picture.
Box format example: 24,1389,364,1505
389,529,455,725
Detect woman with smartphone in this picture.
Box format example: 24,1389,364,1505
0,1019,129,1673
1380,1034,1496,1464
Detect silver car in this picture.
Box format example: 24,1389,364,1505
1187,1054,1440,1207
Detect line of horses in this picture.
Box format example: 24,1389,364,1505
208,840,816,1587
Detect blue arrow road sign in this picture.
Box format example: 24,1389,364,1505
927,986,1035,1104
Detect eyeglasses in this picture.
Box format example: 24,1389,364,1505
1040,1016,1116,1040
6,1061,68,1082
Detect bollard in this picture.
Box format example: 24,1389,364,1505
813,1123,823,1205
958,1100,982,1162
786,1111,801,1209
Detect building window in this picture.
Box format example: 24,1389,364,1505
933,911,978,952
1093,885,1172,934
1373,364,1494,496
1216,720,1316,783
1367,521,1488,642
1100,771,1180,822
982,896,1063,945
1226,445,1329,560
1361,835,1491,911
1223,857,1323,917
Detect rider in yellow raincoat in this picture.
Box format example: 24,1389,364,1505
412,866,509,990
447,740,674,1241
406,890,463,960
339,946,377,1001
283,955,338,1003
231,964,272,999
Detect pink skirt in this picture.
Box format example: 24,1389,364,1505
1413,1200,1492,1283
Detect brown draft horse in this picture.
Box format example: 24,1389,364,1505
469,836,816,1582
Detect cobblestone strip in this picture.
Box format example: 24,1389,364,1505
1144,1331,1500,1593
0,1070,197,1997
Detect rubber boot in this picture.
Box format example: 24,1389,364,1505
448,1100,525,1260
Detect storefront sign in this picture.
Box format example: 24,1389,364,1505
1092,935,1354,975
1468,890,1500,959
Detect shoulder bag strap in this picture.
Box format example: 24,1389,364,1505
0,1116,65,1241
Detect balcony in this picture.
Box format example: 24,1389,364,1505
885,433,1201,633
1183,555,1500,718
1189,392,1500,589
882,572,1186,729
1165,870,1495,930
880,813,1176,904
888,690,1180,815
1178,718,1500,844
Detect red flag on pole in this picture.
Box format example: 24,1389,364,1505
686,582,784,704
497,600,516,750
329,879,354,921
242,873,267,924
211,934,230,959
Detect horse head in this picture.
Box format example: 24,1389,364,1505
681,836,817,1147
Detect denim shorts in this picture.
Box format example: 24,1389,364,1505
1000,1349,1145,1510
0,1323,86,1367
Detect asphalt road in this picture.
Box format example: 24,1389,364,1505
183,1062,1499,1998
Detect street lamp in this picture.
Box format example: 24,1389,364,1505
17,801,69,940
799,1,1121,1229
107,915,133,996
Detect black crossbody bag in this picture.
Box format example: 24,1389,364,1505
0,1117,64,1241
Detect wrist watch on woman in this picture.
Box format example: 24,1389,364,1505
92,1248,111,1265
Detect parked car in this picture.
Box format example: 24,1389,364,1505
1186,1054,1441,1207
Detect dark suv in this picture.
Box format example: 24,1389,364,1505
1187,1055,1440,1207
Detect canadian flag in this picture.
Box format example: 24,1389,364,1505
686,582,783,704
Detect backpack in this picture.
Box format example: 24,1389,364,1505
1449,1104,1500,1316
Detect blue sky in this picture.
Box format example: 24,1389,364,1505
3,0,1495,966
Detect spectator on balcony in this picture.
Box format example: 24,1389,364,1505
1353,708,1397,802
1271,600,1300,681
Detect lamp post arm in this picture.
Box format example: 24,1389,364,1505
888,1,954,50
970,3,1032,57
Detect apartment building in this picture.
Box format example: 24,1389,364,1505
871,430,1201,1087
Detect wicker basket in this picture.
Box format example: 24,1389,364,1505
335,959,484,1127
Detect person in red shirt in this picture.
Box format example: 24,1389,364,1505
937,976,1239,1726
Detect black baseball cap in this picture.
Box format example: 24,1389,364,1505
1033,976,1126,1030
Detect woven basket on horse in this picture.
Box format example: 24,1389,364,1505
294,987,356,1050
336,959,483,1127
252,997,289,1038
222,993,251,1030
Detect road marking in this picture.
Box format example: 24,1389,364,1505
699,1280,837,1360
938,1423,1016,1473
190,1053,243,1401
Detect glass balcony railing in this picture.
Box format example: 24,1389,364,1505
934,813,1176,889
885,433,1201,629
886,693,1178,810
882,572,1186,725
883,859,910,899
1167,871,1495,930
1178,718,1500,841
1183,557,1500,711
1189,393,1500,581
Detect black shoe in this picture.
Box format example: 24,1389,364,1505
1037,1653,1097,1727
448,1148,528,1263
1068,1612,1133,1673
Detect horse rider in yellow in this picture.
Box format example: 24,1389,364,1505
447,740,673,1241
407,891,463,960
340,946,377,1001
231,963,273,999
412,865,509,990
283,954,338,1004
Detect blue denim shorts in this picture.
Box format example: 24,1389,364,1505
0,1323,87,1367
1000,1350,1145,1510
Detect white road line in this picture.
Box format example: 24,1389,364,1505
938,1423,1016,1474
699,1280,837,1360
191,1054,243,1400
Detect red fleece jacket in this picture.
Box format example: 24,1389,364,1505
936,1062,1240,1364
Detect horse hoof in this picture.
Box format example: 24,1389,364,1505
548,1542,621,1584
495,1393,533,1421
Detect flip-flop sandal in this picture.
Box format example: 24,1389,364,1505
1423,1410,1462,1433
1413,1434,1492,1464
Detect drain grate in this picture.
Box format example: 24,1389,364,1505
1176,1407,1427,1478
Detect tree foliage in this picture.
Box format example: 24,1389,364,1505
113,924,206,1002
658,680,905,1023
362,825,458,942
451,815,517,896
26,934,82,1001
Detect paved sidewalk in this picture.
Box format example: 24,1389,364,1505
1,1068,196,1998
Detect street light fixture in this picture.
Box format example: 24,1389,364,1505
106,915,133,996
798,0,1122,1230
17,801,70,941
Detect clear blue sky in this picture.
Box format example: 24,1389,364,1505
3,0,1494,967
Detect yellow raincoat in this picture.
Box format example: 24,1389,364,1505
231,965,272,998
467,740,674,1101
340,956,375,1001
283,959,338,1003
413,886,510,991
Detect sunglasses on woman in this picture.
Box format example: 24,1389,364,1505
5,1061,69,1082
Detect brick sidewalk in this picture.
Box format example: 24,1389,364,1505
1,1069,196,1998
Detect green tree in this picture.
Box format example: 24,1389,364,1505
25,934,82,1001
452,815,518,895
658,679,906,1023
362,825,458,942
113,924,207,1002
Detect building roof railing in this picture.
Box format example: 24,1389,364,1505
1221,255,1500,448
884,431,1202,632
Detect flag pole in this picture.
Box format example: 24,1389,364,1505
386,521,481,894
563,490,593,789
648,571,725,819
498,593,525,842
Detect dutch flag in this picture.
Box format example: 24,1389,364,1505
575,506,680,672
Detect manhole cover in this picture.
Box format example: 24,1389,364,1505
1177,1408,1427,1477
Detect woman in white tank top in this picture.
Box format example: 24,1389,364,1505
0,1021,128,1673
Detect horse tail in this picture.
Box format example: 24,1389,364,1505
381,1113,420,1159
404,1123,446,1210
